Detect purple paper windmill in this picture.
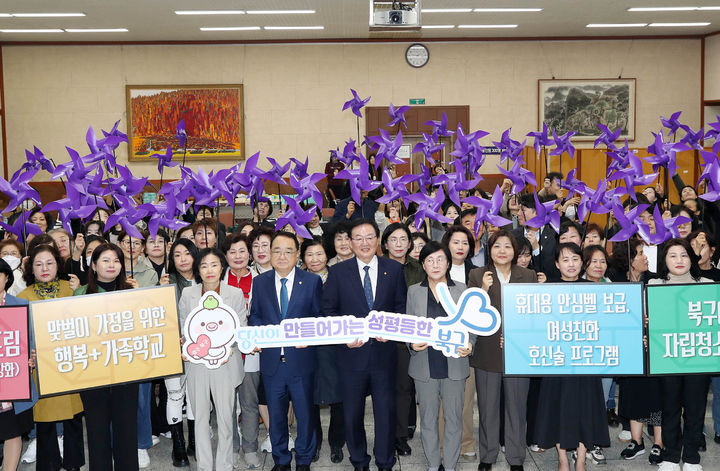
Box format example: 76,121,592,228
366,128,406,170
462,186,512,236
105,195,148,240
497,159,537,195
387,103,410,128
12,146,55,181
412,132,445,165
436,159,482,207
493,128,526,165
404,187,453,231
525,192,561,233
334,157,381,204
698,150,720,202
275,196,315,239
645,132,689,177
342,89,370,118
149,145,179,175
608,152,658,201
424,112,454,141
0,212,43,243
176,119,187,149
527,122,553,156
376,169,413,205
608,203,649,242
0,169,42,213
594,124,622,150
660,111,684,136
561,169,589,199
550,130,576,159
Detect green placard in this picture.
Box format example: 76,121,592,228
646,282,720,375
409,98,425,105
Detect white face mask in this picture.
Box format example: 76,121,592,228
2,255,20,270
565,205,577,220
86,256,92,267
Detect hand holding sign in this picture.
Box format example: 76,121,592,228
436,282,501,336
182,293,241,369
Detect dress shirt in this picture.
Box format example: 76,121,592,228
356,256,378,299
274,268,296,309
524,225,544,256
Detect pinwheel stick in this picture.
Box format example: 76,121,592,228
20,208,28,256
128,236,135,279
579,210,594,248
216,198,220,249
181,136,189,168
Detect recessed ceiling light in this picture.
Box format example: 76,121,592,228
628,7,701,11
175,10,245,15
0,29,64,33
422,8,473,13
699,6,720,10
65,28,129,33
247,10,315,15
0,14,12,17
587,23,647,28
458,24,518,28
200,26,261,31
421,24,455,29
649,22,711,26
263,26,324,30
11,12,85,17
473,8,542,12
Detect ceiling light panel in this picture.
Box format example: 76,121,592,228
458,24,518,28
175,10,245,15
200,26,261,31
474,8,542,12
65,28,129,33
421,24,455,28
422,8,473,13
264,26,324,30
246,10,315,15
11,12,85,17
587,23,647,27
648,22,711,26
0,29,64,33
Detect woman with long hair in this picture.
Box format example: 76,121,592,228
18,244,85,471
75,243,138,471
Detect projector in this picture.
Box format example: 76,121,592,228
370,1,421,29
373,9,418,26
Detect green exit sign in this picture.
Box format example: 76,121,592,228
409,98,425,105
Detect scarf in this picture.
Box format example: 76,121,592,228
32,280,60,300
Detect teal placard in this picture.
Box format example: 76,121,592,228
646,282,720,375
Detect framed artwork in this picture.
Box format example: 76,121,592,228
538,78,636,142
126,84,245,162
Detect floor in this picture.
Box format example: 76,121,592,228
16,394,719,471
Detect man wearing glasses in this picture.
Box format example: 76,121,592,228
249,231,323,471
323,218,407,471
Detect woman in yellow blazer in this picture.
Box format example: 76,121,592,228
18,243,84,471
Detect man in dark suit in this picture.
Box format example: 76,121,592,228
514,194,560,281
249,231,323,471
331,192,379,222
323,218,407,471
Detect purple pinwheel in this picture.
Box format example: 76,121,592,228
367,129,406,170
436,159,482,207
340,139,364,166
402,164,434,195
462,186,512,236
342,89,370,118
139,196,189,239
636,205,691,245
105,195,148,240
290,171,326,209
527,122,553,156
0,212,43,243
404,187,453,231
645,132,689,178
388,103,410,128
275,196,315,239
289,157,310,180
679,125,706,150
376,169,413,205
493,129,526,165
561,169,589,199
450,124,488,163
412,132,445,165
234,152,270,208
550,129,576,159
576,179,612,222
52,146,98,185
264,157,291,185
187,167,222,207
42,182,107,235
497,159,537,195
108,164,149,198
608,152,658,201
12,146,55,181
424,112,454,141
525,192,561,233
594,124,622,150
83,126,119,172
609,203,649,242
698,150,720,202
0,169,42,213
705,115,720,141
605,139,633,178
660,111,684,136
149,145,179,175
335,157,381,204
176,119,187,149
100,119,128,143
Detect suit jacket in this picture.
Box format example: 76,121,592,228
512,226,560,281
322,256,407,371
331,197,379,222
406,282,474,382
249,267,322,377
178,284,246,388
467,264,537,372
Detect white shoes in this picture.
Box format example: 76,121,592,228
618,430,632,442
245,451,260,468
288,435,295,451
657,462,681,471
138,448,150,468
21,438,37,463
260,435,272,452
683,464,703,471
58,435,64,459
151,435,161,446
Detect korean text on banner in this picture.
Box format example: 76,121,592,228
31,285,183,397
0,305,31,401
502,283,644,376
647,282,720,375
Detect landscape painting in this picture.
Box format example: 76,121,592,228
538,79,636,142
126,84,245,161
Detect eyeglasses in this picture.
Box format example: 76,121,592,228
252,243,270,250
121,240,142,248
352,235,377,243
423,256,447,266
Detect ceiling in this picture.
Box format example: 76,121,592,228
0,0,718,43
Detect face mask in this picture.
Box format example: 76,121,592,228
565,205,577,220
86,256,92,267
2,256,20,270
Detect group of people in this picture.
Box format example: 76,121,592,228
0,168,719,471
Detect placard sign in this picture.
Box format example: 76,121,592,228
237,283,501,358
31,285,183,397
502,283,644,375
646,282,720,375
0,305,31,401
182,293,243,369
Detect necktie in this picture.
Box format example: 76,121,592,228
280,278,289,319
363,266,373,309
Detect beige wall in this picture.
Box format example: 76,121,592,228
705,34,720,101
1,39,701,180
